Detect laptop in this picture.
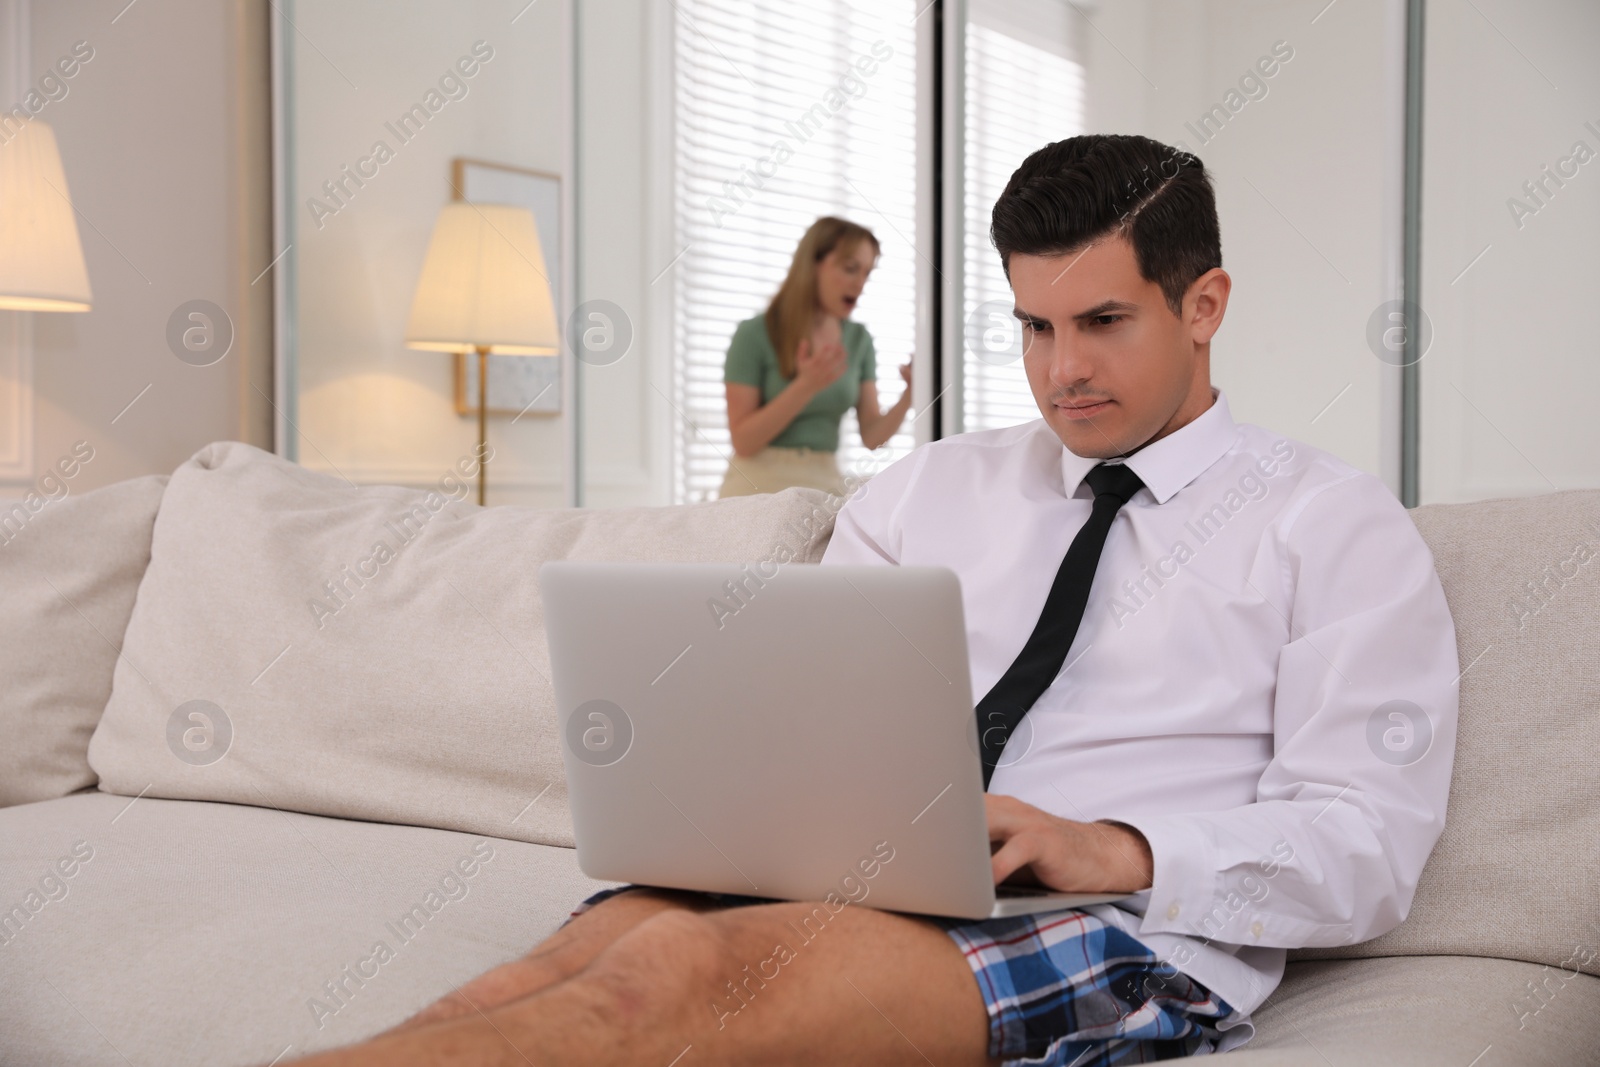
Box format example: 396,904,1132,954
539,560,1131,920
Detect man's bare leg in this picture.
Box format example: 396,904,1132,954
385,888,714,1033
288,897,999,1067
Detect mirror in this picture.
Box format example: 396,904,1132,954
273,0,575,507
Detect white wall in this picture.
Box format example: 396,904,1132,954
0,0,272,500
1084,0,1400,484
286,1,572,507
575,0,673,507
1419,0,1600,503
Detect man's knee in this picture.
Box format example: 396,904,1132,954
629,909,741,984
582,908,742,1022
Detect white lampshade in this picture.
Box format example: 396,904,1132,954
404,202,557,355
0,120,92,312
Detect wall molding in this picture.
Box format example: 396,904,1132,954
0,0,34,486
0,311,33,483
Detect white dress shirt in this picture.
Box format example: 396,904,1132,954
820,387,1459,1049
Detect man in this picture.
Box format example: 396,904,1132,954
290,134,1458,1066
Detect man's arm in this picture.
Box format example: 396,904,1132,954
819,445,929,567
1095,473,1457,948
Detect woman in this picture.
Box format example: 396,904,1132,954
718,216,913,498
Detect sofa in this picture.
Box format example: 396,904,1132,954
1,440,1596,1066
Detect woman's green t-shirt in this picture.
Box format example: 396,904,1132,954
723,315,876,452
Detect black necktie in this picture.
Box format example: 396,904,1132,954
975,462,1146,788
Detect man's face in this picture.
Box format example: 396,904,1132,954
1009,235,1221,459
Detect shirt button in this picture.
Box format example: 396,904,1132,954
1166,903,1181,920
1251,921,1264,938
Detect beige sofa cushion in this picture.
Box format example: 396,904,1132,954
1232,955,1600,1065
4,805,1593,1067
0,793,614,1066
0,474,167,806
87,442,838,848
1291,489,1600,976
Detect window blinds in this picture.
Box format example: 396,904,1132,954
671,0,920,503
962,0,1086,433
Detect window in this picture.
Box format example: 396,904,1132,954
961,0,1086,432
670,0,920,503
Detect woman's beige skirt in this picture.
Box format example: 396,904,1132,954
717,445,847,498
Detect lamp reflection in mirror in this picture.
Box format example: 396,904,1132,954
404,201,557,506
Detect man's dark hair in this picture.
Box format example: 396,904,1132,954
991,134,1221,318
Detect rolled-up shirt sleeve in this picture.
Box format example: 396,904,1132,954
1121,472,1460,949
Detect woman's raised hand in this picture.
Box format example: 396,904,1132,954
794,336,849,393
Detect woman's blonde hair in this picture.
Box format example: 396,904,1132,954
765,217,880,379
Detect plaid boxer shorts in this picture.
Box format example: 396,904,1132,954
568,886,1233,1065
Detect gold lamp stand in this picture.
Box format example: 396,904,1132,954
475,344,489,506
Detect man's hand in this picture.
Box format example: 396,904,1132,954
986,794,1154,894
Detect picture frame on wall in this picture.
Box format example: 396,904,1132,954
450,158,563,417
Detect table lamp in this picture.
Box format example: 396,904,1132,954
0,120,93,312
404,201,557,505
